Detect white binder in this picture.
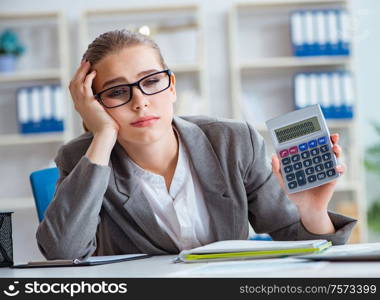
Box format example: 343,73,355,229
339,10,351,55
320,73,331,118
54,85,65,121
294,73,307,108
31,87,41,126
291,11,303,54
304,10,315,53
327,10,339,54
42,86,52,119
17,88,29,128
309,73,319,106
342,72,354,118
331,72,343,117
315,10,327,54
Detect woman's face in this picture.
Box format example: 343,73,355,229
92,45,176,145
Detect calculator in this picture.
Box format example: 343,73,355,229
265,104,340,194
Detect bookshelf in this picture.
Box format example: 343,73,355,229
0,12,72,208
78,4,208,137
228,0,367,243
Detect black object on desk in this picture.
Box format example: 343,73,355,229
0,211,14,267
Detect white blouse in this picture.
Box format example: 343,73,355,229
126,129,214,251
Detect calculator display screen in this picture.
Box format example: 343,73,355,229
275,117,321,143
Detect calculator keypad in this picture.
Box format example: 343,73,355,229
279,136,337,191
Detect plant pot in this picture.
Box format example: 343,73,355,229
0,54,17,72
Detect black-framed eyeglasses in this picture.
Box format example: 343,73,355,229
94,69,172,109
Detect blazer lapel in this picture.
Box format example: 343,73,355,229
109,142,179,253
173,116,236,241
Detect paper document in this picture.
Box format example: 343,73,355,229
296,242,380,261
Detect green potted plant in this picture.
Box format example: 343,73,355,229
365,122,380,234
0,29,25,72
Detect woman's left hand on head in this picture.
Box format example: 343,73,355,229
271,133,345,215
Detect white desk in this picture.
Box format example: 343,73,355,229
1,254,380,278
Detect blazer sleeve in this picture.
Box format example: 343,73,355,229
36,146,111,260
243,122,357,245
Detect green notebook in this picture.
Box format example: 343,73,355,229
176,239,332,263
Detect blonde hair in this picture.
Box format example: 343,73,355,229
81,29,168,132
82,29,167,68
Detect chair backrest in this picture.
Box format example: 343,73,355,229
29,167,59,222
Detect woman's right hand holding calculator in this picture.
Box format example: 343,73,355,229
272,133,345,235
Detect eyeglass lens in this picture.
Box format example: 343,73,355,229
99,71,170,108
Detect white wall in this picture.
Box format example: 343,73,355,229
1,0,379,262
351,0,380,240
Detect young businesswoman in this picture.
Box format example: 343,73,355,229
36,30,356,259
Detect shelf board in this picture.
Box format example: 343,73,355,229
170,63,200,73
85,4,198,16
0,197,34,210
0,69,62,83
238,56,350,70
0,133,65,146
326,120,354,128
236,0,348,9
0,12,61,19
335,181,360,192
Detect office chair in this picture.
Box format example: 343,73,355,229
29,167,59,222
249,234,272,241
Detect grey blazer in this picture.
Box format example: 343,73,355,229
36,116,356,259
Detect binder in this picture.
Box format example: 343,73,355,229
342,72,354,118
315,10,327,56
309,73,319,107
17,88,30,134
41,85,53,132
339,10,351,55
30,86,42,133
294,73,307,109
175,239,332,263
331,72,343,118
291,11,305,56
327,10,339,55
320,72,332,118
304,10,315,56
52,85,64,132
